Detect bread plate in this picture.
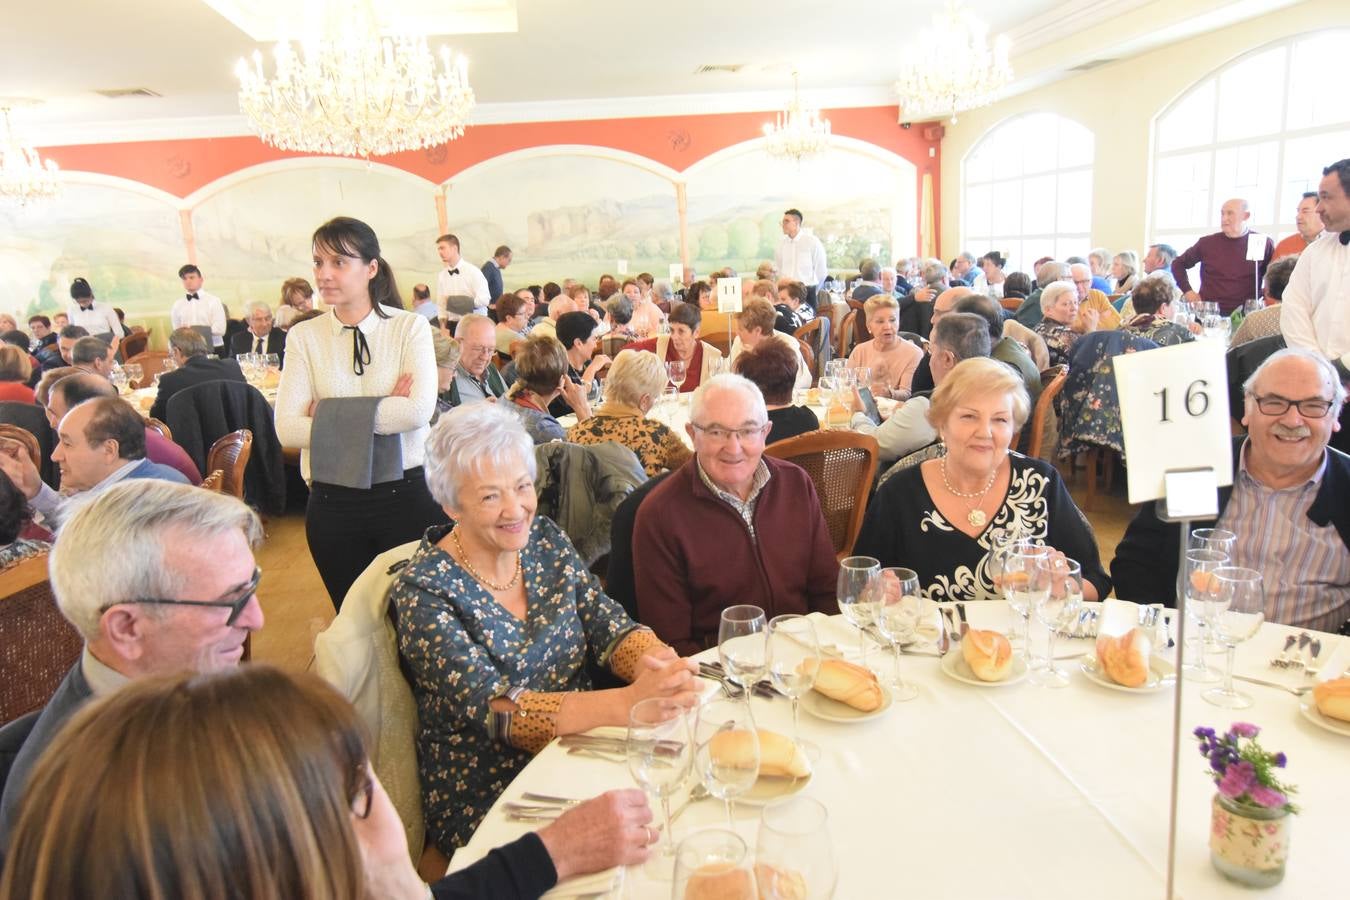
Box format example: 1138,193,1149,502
801,684,893,723
1079,653,1176,693
1298,694,1350,737
740,768,813,806
939,649,1028,687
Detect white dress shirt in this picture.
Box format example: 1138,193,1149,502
275,306,437,483
170,287,227,346
1281,232,1350,368
435,260,491,321
775,230,829,287
66,301,121,339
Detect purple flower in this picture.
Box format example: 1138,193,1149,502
1272,752,1287,768
1248,785,1287,809
1230,722,1260,738
1218,761,1256,799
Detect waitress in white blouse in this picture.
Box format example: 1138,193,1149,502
276,217,448,608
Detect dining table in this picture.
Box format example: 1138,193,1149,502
447,603,1349,899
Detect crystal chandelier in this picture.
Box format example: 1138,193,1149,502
893,1,1013,124
0,104,60,207
762,71,831,164
235,3,475,159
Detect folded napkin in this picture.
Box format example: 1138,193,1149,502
310,396,403,489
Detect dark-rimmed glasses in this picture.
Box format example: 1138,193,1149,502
118,567,262,626
1249,394,1334,419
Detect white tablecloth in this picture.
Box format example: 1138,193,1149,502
449,608,1348,898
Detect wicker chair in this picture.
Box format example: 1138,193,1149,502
765,430,879,558
207,429,253,500
0,553,83,726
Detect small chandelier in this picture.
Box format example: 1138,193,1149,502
893,1,1012,124
0,103,60,207
235,3,475,159
762,71,831,164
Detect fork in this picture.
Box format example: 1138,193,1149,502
1270,634,1300,669
1303,638,1324,678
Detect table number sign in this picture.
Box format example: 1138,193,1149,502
668,263,684,283
616,259,628,275
717,277,743,313
1245,233,1267,262
1113,339,1232,504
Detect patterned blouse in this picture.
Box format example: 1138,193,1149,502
1034,320,1079,367
1123,314,1194,348
391,518,646,855
566,401,692,476
853,453,1110,602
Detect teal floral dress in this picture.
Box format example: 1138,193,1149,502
1123,313,1194,348
391,517,642,855
1034,320,1079,367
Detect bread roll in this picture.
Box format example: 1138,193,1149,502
811,658,884,711
1313,677,1350,723
961,628,1013,682
1095,628,1152,688
708,729,810,779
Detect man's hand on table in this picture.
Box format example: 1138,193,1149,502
537,789,656,881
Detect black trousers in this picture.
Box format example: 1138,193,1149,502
306,467,449,610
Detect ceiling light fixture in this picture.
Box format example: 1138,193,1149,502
0,101,60,207
893,1,1012,124
762,71,831,164
234,1,475,159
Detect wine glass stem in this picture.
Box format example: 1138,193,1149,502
1223,644,1236,695
1045,622,1058,671
724,797,734,827
791,696,801,743
661,794,675,853
891,640,904,688
858,628,868,668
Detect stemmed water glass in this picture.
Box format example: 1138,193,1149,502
666,359,687,394
756,797,837,900
1189,527,1236,556
694,697,759,827
1028,556,1083,688
1001,541,1048,660
837,556,880,670
873,567,921,701
765,615,821,757
1182,548,1229,683
1201,568,1266,709
627,698,693,878
673,829,757,900
719,605,768,698
123,363,144,387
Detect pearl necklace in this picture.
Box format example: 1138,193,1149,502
940,456,999,528
450,527,522,592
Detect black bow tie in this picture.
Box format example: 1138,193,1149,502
78,304,92,311
1340,231,1350,246
446,268,459,276
186,292,199,300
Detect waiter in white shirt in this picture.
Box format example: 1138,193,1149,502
65,277,122,354
170,264,227,353
774,208,829,307
434,233,490,324
1280,157,1350,453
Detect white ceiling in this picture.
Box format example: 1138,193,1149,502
2,0,1294,145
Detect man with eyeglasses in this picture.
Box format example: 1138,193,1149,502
445,314,506,407
631,373,839,654
1112,348,1350,633
0,480,264,858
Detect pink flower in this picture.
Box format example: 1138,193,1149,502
1248,784,1287,809
1230,722,1260,738
1218,761,1255,799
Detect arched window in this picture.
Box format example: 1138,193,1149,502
1151,30,1350,261
961,113,1094,274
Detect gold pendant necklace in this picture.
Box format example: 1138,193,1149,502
450,527,522,592
941,457,998,528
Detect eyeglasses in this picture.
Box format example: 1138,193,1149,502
1250,394,1335,418
690,423,769,443
351,767,374,819
461,343,494,356
118,567,262,626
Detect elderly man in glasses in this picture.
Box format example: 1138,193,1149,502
1111,348,1350,633
0,480,264,856
631,373,839,654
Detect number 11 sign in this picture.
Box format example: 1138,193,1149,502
1113,339,1233,504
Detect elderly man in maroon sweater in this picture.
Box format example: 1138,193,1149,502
632,374,838,655
1172,198,1273,314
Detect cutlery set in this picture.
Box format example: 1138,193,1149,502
696,660,784,700
1269,632,1322,673
503,784,710,824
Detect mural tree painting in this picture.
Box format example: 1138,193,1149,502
759,212,781,256
698,223,728,260
727,218,759,260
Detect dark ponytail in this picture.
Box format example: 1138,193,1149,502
311,217,403,317
70,277,94,300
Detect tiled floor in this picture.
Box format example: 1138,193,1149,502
250,464,1139,671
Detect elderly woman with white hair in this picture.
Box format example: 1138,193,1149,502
1033,280,1091,367
389,403,698,857
566,349,691,476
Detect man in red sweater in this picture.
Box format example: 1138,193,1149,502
631,373,838,655
1172,198,1273,314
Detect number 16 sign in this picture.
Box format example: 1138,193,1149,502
1113,339,1233,504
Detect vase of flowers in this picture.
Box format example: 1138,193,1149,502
1195,722,1298,887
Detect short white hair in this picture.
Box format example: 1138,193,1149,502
454,314,493,340
244,301,272,319
1243,347,1347,414
1069,262,1092,280
424,402,536,510
1088,248,1112,269
605,349,667,407
689,372,768,426
1040,281,1078,314
50,480,262,639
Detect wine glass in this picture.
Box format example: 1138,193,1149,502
718,605,768,698
873,567,921,701
263,352,281,372
586,377,603,406
755,797,836,900
628,698,693,878
837,556,880,670
694,697,759,826
666,359,687,393
1182,548,1229,684
765,615,821,757
851,366,872,393
1189,527,1236,556
1002,541,1049,661
1202,567,1265,709
123,363,144,386
1028,556,1083,688
672,829,757,900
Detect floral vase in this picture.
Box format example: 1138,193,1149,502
1210,793,1290,887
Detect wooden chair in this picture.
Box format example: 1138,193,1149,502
1000,297,1024,312
200,469,226,493
600,334,631,359
207,429,253,500
123,351,171,389
765,430,879,558
793,318,828,383
0,425,41,470
0,553,83,726
796,337,815,380
119,332,149,359
701,329,733,357
1025,365,1068,460
144,417,173,442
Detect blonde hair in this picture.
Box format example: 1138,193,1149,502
863,295,900,319
604,348,667,408
926,357,1031,431
0,666,367,900
738,297,777,335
